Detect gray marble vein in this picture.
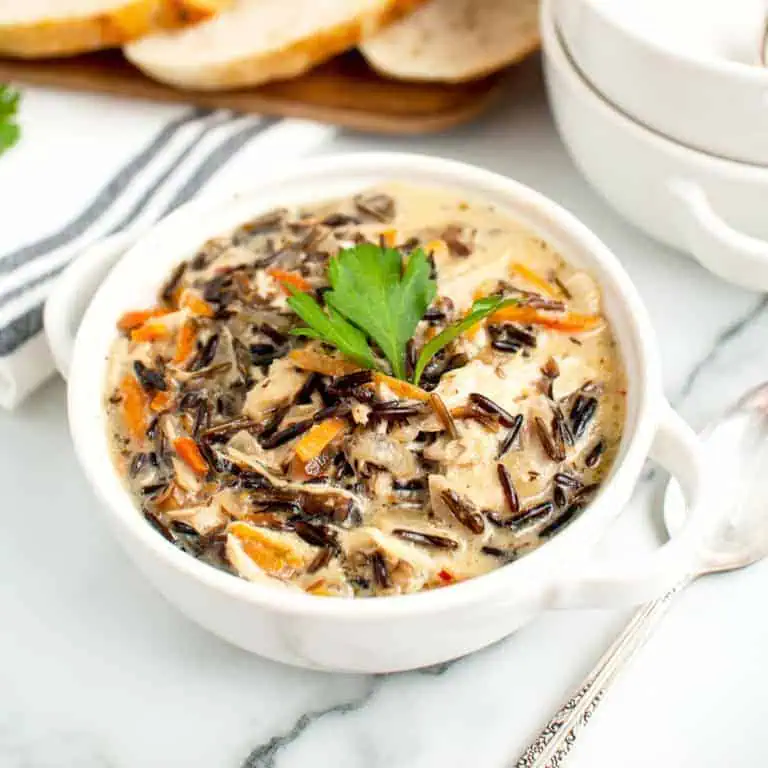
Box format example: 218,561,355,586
242,680,380,768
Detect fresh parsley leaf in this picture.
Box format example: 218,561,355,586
325,244,436,380
286,287,378,370
0,85,20,155
412,296,520,385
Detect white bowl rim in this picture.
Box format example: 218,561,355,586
548,2,768,177
68,151,660,621
566,0,768,84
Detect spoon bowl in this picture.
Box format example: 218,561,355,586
665,382,768,576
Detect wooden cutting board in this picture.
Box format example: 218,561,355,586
0,50,509,135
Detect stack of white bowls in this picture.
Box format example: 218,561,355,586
542,0,768,290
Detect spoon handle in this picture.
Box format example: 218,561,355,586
513,577,691,768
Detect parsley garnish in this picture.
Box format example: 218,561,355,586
284,243,519,384
0,85,21,155
412,295,519,385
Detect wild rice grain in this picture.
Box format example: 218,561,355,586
571,397,598,439
393,529,458,550
536,416,566,462
441,490,485,534
430,393,459,440
160,261,187,304
513,501,554,528
496,463,520,518
469,393,517,427
585,440,605,468
540,504,581,537
143,510,175,542
497,414,524,459
307,547,333,574
371,551,392,589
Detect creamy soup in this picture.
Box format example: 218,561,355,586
105,183,626,597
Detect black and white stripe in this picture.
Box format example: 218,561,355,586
0,110,282,356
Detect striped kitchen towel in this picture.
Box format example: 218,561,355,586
0,88,336,409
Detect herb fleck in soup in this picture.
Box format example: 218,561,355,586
105,183,627,597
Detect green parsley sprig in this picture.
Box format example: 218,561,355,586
0,85,21,155
284,243,520,385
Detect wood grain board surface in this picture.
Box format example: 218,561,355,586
0,50,509,135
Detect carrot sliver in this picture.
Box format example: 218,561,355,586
267,268,312,294
374,373,430,402
230,522,302,570
180,291,214,317
119,375,147,442
117,308,170,332
490,306,601,333
173,322,196,364
131,320,172,343
174,437,209,477
380,229,398,247
295,418,347,463
509,262,559,298
288,348,360,377
150,390,172,412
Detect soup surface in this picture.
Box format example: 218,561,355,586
106,183,626,597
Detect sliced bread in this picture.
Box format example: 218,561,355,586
124,0,426,90
360,0,540,82
0,0,230,58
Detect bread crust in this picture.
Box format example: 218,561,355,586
360,0,540,83
125,0,427,90
0,0,156,57
0,0,229,58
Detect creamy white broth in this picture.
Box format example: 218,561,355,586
105,183,626,597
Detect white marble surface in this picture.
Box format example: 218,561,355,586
2,58,768,767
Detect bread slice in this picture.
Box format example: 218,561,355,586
124,0,427,91
0,0,230,58
360,0,540,82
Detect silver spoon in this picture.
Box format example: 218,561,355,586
514,383,768,768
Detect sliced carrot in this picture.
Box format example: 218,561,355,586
509,262,559,298
490,305,601,333
180,291,214,318
374,373,430,402
267,268,312,294
119,374,147,442
156,487,182,513
150,390,172,412
117,308,169,332
306,579,334,596
287,455,312,482
295,418,347,463
288,348,360,377
230,522,302,571
173,321,196,364
380,229,398,247
424,239,449,260
173,437,209,477
131,319,172,343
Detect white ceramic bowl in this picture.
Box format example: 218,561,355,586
543,0,768,293
46,153,716,673
555,0,768,165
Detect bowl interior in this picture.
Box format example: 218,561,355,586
579,0,768,72
68,153,659,616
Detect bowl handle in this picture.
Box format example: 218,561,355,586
44,233,136,380
669,178,768,290
548,401,712,609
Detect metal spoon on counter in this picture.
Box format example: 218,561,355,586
513,383,768,768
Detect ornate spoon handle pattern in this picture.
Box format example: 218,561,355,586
513,578,690,768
